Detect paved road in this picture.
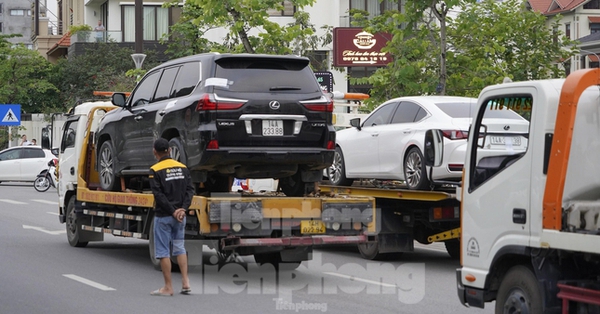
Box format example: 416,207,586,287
0,183,494,314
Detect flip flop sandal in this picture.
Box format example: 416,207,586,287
180,288,192,295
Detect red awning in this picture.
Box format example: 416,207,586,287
588,54,600,62
589,16,600,23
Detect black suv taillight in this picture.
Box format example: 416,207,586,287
196,93,246,111
299,96,333,112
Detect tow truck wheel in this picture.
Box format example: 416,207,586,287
98,140,118,191
254,252,302,270
358,235,403,260
495,265,543,314
148,220,161,270
358,240,384,260
66,197,89,247
444,239,460,260
279,172,306,197
403,147,430,190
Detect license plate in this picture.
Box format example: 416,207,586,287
262,120,283,136
300,220,326,234
490,136,521,146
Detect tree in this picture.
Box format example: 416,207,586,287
404,0,466,95
0,35,59,113
351,0,578,107
349,7,442,109
50,44,162,111
163,0,332,58
448,0,578,94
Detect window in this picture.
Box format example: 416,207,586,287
348,67,377,94
0,4,3,14
122,5,169,42
469,96,531,190
564,59,571,76
362,102,397,127
267,1,295,16
215,59,320,93
585,0,600,9
350,0,401,16
23,148,45,158
153,66,180,102
61,119,79,153
391,102,423,124
131,71,161,107
591,23,600,34
172,62,200,98
434,102,472,118
305,50,329,71
10,9,25,16
0,148,21,160
566,23,570,39
0,23,3,33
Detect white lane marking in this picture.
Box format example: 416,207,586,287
32,199,59,205
63,274,116,291
324,272,396,288
0,199,27,205
22,225,66,235
46,212,59,216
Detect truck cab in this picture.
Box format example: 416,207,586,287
447,69,600,313
57,101,115,223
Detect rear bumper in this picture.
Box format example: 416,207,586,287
221,234,370,251
198,148,335,172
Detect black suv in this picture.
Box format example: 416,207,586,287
95,53,335,195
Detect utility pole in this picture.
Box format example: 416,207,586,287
135,0,143,53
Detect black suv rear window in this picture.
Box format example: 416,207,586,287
214,58,321,93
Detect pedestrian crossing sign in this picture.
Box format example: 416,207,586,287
0,104,21,126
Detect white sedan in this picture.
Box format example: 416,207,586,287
328,96,529,190
0,146,56,183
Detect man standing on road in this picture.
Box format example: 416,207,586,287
149,138,194,296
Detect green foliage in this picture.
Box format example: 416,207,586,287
448,0,578,93
125,68,147,82
50,44,161,109
0,35,59,113
69,24,93,34
351,0,578,108
163,0,332,60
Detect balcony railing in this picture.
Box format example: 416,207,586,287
70,31,123,43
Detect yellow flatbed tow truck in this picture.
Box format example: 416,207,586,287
50,101,375,269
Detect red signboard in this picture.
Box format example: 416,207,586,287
333,27,392,67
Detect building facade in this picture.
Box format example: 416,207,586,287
528,0,600,72
0,0,35,48
35,0,405,93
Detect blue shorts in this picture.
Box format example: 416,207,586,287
153,216,186,259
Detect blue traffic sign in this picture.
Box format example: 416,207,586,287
0,104,21,126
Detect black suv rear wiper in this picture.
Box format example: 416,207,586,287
269,86,301,91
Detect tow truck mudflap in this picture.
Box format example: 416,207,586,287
221,234,372,251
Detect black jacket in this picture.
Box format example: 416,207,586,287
149,156,195,217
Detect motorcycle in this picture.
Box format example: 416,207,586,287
34,158,58,192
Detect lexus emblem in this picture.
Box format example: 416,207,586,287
269,101,281,110
503,125,510,131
